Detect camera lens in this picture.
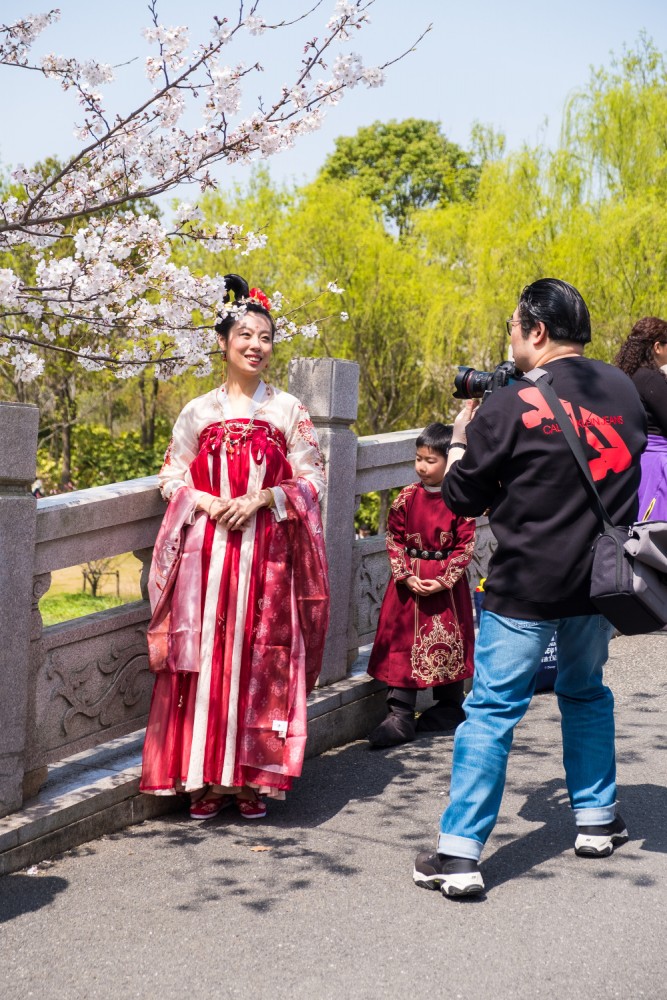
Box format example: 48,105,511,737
453,366,493,399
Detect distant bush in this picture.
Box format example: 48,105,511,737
37,422,171,492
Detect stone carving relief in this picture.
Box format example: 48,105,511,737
348,540,391,657
34,617,154,761
48,628,150,734
133,548,154,601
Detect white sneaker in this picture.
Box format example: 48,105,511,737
413,852,485,897
574,815,629,858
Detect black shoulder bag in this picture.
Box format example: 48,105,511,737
525,369,667,635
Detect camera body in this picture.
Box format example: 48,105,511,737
453,360,520,400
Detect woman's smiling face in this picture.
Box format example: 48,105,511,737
221,311,273,376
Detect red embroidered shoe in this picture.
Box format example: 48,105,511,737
189,794,233,820
236,796,267,820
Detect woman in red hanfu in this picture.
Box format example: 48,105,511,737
367,423,475,747
140,275,329,820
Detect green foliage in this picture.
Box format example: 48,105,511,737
36,422,171,492
413,36,667,372
71,423,170,487
12,35,667,488
355,489,401,534
563,34,667,201
321,119,479,236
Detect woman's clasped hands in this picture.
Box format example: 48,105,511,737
197,490,273,531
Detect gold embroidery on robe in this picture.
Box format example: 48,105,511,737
410,612,466,684
437,537,476,589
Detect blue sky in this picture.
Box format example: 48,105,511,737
1,0,666,196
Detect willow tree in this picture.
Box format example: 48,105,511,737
414,36,667,375
562,34,667,202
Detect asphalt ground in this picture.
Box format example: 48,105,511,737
1,632,666,1000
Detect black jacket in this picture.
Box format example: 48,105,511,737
631,366,667,437
443,356,647,619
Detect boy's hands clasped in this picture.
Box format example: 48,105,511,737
405,575,446,596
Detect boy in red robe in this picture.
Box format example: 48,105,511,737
367,423,476,747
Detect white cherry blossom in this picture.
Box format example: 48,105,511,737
0,2,428,379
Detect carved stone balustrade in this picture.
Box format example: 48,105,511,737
0,358,497,818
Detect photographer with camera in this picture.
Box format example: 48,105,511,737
413,278,647,899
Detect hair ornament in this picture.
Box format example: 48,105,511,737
220,274,271,313
249,287,272,312
216,273,276,340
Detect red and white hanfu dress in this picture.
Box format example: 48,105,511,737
367,481,475,690
140,381,329,799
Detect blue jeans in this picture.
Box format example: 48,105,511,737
438,610,617,861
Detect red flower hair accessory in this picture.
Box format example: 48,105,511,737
249,287,271,312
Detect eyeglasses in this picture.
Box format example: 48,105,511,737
506,317,521,337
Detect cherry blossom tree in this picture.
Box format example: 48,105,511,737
0,2,427,381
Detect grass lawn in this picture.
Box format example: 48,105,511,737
39,552,144,626
39,592,131,627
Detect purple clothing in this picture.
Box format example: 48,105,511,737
638,434,667,521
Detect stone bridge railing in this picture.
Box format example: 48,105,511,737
0,358,495,818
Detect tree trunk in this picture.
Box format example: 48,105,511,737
139,375,148,447
139,375,159,448
56,374,77,489
147,376,158,448
60,421,72,488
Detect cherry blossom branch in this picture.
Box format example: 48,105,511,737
0,2,426,381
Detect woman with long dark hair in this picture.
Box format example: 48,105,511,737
140,275,329,820
615,316,667,520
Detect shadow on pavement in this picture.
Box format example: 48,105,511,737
0,874,68,924
127,739,409,849
617,783,667,855
483,779,667,890
483,778,572,889
98,742,413,914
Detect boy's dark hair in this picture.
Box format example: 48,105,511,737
416,422,453,458
518,278,591,345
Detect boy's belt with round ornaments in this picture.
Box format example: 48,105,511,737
405,547,452,560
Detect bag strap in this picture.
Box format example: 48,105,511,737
523,368,614,530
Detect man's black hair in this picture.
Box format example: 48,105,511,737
416,422,453,458
518,278,591,345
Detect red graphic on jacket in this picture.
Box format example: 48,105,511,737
518,387,632,481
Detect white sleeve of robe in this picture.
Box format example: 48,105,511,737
157,401,203,503
272,398,326,522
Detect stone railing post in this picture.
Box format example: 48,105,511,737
0,402,39,817
288,357,359,685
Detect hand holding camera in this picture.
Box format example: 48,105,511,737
451,399,480,447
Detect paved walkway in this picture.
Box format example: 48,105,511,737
2,633,666,1000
